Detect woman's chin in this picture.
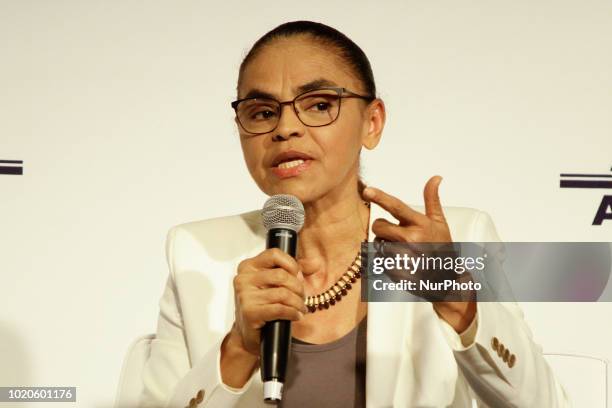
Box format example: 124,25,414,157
263,183,317,203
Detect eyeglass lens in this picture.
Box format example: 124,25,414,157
236,89,341,134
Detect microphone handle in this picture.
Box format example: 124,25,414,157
261,228,298,401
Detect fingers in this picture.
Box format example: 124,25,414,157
235,248,306,316
253,286,309,314
363,177,447,225
233,249,308,351
372,218,421,242
235,274,307,327
257,304,305,322
371,218,406,241
240,286,307,327
251,248,301,276
424,175,446,222
241,303,304,329
250,267,305,299
363,187,428,226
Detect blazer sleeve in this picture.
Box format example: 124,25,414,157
436,211,572,407
139,226,257,408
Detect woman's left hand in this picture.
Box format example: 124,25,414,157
363,175,477,333
363,175,451,244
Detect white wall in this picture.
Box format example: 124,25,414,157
1,0,610,406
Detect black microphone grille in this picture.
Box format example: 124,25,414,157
262,194,305,232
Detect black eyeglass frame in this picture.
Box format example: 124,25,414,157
230,86,376,135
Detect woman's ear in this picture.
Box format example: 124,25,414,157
362,99,386,150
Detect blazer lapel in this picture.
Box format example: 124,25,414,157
365,202,411,407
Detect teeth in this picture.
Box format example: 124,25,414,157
278,159,305,169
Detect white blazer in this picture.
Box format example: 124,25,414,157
140,202,570,408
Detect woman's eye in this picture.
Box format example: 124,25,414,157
314,102,330,111
305,100,332,112
300,94,338,113
251,109,277,120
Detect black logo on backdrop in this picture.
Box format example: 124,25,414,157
0,160,23,175
560,168,612,225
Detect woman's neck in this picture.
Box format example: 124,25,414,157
296,185,370,293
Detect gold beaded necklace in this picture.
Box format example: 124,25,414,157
304,201,370,313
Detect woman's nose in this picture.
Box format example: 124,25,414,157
272,104,303,141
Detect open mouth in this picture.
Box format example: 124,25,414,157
271,150,314,168
276,159,309,169
270,153,313,179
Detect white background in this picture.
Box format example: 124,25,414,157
1,1,611,406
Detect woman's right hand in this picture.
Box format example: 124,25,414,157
230,248,309,356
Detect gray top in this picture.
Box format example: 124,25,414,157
277,316,367,408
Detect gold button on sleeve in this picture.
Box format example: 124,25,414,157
196,389,205,403
491,337,499,351
509,354,517,368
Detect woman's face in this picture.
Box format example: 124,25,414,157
236,36,384,204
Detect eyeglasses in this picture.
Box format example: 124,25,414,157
231,87,376,135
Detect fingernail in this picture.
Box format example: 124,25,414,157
363,187,374,198
298,312,305,320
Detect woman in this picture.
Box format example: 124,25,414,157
140,21,569,407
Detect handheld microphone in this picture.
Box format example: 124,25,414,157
260,194,305,402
